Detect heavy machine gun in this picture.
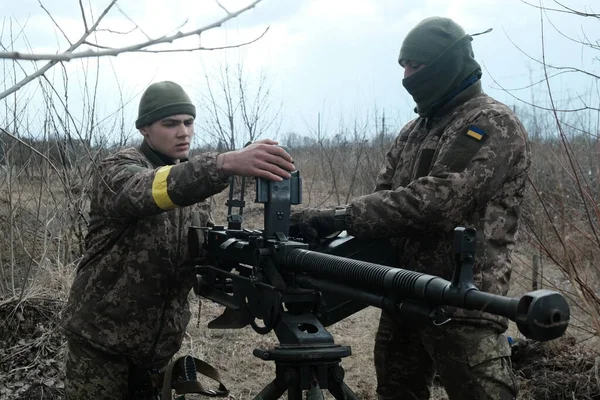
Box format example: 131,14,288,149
189,165,570,400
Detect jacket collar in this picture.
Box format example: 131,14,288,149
140,140,188,167
430,80,483,120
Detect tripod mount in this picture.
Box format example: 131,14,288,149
252,313,358,400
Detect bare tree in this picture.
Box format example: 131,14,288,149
291,108,395,208
496,1,600,337
0,0,265,100
197,59,282,151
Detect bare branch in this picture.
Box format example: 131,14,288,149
0,0,118,101
215,0,232,15
552,0,599,18
78,0,89,32
538,2,600,333
580,27,600,51
38,0,73,46
521,0,600,17
0,127,63,178
492,70,577,91
115,3,150,40
482,66,600,112
0,20,36,88
502,27,600,81
0,15,31,52
83,27,269,54
95,27,137,35
0,0,263,61
541,6,600,51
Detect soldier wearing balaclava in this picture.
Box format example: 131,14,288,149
291,17,529,400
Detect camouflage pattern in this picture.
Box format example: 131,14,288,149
346,80,531,328
374,311,517,400
64,339,130,399
65,338,165,399
345,81,529,399
61,140,229,369
289,208,339,244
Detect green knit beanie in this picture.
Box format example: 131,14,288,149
399,17,467,66
135,81,196,129
399,17,482,117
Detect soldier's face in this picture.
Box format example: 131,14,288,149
402,60,426,78
140,114,194,160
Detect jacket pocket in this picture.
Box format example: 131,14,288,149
440,126,486,172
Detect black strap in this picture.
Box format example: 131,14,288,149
161,356,229,399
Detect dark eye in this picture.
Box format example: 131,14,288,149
184,120,194,126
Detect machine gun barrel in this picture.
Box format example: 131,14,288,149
284,248,569,342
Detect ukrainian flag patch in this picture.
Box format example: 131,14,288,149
466,125,485,140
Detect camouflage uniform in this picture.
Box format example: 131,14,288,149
64,339,130,398
345,81,530,399
61,140,229,398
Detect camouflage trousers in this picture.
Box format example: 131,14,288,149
374,311,518,400
64,339,163,400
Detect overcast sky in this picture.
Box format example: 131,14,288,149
2,0,599,146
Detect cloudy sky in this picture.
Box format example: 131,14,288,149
2,0,598,146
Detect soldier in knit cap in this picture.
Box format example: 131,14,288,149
61,81,295,399
290,17,528,399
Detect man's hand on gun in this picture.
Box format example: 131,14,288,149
289,208,343,245
217,139,295,182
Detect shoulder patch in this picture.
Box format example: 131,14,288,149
465,125,485,141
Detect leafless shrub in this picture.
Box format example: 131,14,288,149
504,1,600,338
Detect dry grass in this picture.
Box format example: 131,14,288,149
0,298,66,399
511,336,600,400
0,258,74,400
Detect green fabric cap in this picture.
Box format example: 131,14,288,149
135,81,196,129
399,17,466,65
399,17,482,117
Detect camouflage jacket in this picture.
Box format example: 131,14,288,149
345,81,531,329
61,141,229,366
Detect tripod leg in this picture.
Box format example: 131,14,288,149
306,384,325,400
328,382,360,400
287,386,303,400
341,383,361,400
253,379,287,400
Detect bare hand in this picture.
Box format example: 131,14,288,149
217,139,295,181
